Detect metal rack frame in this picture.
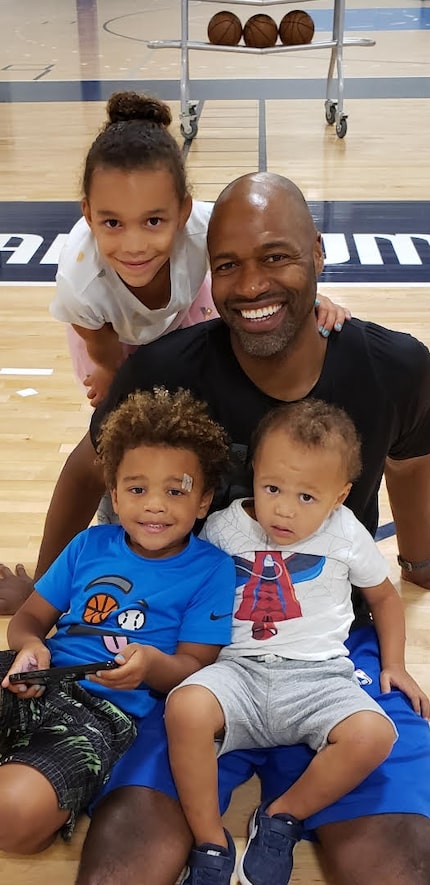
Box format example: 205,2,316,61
148,0,375,139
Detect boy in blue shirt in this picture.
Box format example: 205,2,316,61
0,388,235,854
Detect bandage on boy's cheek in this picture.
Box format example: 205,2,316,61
182,473,193,492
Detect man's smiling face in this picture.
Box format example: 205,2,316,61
208,173,323,358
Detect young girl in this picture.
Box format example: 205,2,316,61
51,91,349,406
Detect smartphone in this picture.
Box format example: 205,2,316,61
9,660,119,685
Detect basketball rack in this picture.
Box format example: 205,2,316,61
148,0,375,140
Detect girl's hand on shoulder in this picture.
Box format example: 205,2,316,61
315,294,351,338
3,642,51,698
89,643,155,691
380,665,430,719
83,367,115,407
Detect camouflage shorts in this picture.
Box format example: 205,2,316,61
0,650,136,839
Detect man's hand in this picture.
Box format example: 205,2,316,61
0,563,34,615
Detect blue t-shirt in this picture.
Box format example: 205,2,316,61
36,525,235,717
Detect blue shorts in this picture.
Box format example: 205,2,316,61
91,627,430,835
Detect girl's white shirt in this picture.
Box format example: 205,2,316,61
50,200,213,345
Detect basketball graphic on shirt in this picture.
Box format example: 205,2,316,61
83,593,119,624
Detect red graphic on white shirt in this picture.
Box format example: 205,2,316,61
235,552,302,640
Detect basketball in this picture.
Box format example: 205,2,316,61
279,10,315,46
83,593,119,625
207,11,243,46
243,14,278,49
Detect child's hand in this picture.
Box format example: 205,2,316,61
83,367,115,407
380,666,430,719
89,643,156,691
2,642,51,698
315,294,351,338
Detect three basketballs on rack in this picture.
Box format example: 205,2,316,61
207,9,315,48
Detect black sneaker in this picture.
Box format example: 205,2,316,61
238,800,302,885
182,828,236,885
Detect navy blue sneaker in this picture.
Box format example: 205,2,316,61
238,801,302,885
182,828,236,885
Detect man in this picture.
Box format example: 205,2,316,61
3,173,430,885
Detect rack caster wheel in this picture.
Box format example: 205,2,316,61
180,119,198,141
325,101,337,125
180,102,198,142
336,116,347,139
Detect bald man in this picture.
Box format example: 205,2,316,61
5,174,430,885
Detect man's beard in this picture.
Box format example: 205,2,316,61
225,295,315,358
232,322,296,357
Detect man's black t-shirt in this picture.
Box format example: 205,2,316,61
91,318,430,622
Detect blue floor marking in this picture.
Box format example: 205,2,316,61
2,201,429,285
1,77,430,104
311,7,430,31
375,522,396,542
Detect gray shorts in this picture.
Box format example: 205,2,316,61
178,654,397,753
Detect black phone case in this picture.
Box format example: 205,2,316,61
9,660,119,684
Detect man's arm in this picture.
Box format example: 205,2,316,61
384,453,430,590
35,431,105,580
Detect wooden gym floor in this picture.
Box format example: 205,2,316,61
0,1,429,882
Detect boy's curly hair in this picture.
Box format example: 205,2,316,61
97,388,230,491
252,398,362,483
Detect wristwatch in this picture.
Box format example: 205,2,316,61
397,554,430,572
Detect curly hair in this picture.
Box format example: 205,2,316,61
251,398,362,483
97,388,230,492
82,91,188,203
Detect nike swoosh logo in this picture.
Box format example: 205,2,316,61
210,611,232,620
249,815,259,840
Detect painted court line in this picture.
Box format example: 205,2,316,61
0,368,53,375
